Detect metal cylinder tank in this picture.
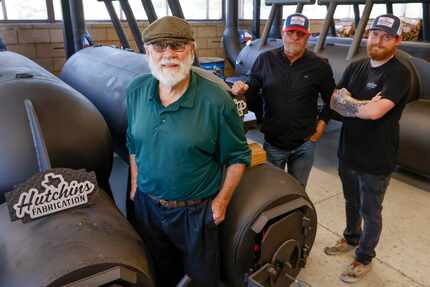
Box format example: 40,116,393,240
0,51,113,203
61,46,318,286
0,190,154,287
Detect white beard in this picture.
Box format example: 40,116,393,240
147,52,194,87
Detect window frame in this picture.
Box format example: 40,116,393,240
0,0,224,23
0,0,55,23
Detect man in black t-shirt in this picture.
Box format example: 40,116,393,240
324,14,411,283
232,13,335,187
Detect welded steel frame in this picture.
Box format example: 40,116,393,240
118,0,145,53
252,0,261,37
61,0,75,58
140,0,157,23
100,0,131,49
167,0,185,18
314,0,430,58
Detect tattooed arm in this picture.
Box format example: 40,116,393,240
330,88,370,117
331,89,395,120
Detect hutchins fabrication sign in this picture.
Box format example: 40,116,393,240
5,168,97,223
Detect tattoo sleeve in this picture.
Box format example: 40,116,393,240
330,88,370,117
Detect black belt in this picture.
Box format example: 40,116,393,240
148,194,209,208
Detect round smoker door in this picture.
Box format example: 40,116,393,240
221,164,317,287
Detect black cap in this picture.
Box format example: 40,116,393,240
368,14,402,36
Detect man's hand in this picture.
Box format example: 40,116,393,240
357,92,395,120
211,197,229,225
130,180,137,201
370,92,382,102
129,155,138,201
310,120,327,142
231,81,249,96
211,163,246,225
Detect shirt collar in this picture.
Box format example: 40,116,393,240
148,70,197,109
179,71,196,108
278,47,309,65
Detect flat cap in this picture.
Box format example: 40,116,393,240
143,16,194,44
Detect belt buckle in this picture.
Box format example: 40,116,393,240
159,199,169,207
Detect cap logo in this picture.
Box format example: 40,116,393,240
376,17,395,28
290,16,306,26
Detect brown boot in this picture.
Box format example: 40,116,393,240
340,260,372,283
324,238,355,256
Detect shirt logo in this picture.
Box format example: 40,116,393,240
367,82,378,89
290,16,306,26
234,98,247,117
377,17,395,28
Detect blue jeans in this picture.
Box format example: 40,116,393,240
134,191,219,287
339,161,391,265
263,140,316,187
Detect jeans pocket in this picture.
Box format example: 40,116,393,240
206,200,217,228
133,190,139,204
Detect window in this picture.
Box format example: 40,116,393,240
1,0,48,20
51,0,220,21
0,0,221,22
152,0,170,17
208,0,222,19
128,0,150,20
0,1,4,20
333,3,423,19
180,0,222,20
239,1,425,20
53,0,121,21
394,3,423,18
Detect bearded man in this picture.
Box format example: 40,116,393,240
125,16,250,287
232,13,335,187
325,14,411,283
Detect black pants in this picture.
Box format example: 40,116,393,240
134,191,220,287
339,161,391,265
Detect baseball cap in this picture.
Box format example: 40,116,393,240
283,13,310,34
368,14,402,36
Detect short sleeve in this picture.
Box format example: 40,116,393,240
381,65,411,105
336,62,354,89
126,89,136,155
217,96,251,167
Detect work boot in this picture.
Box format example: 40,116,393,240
324,238,355,256
340,260,372,283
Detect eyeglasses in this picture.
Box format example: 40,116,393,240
285,30,308,39
150,41,189,52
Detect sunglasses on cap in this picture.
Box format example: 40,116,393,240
150,40,190,52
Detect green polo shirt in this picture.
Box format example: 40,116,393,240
126,71,250,200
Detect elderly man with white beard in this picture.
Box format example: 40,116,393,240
125,16,250,287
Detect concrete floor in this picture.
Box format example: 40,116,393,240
284,122,430,287
111,121,430,287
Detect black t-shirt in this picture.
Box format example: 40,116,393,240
337,57,410,175
246,48,335,150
